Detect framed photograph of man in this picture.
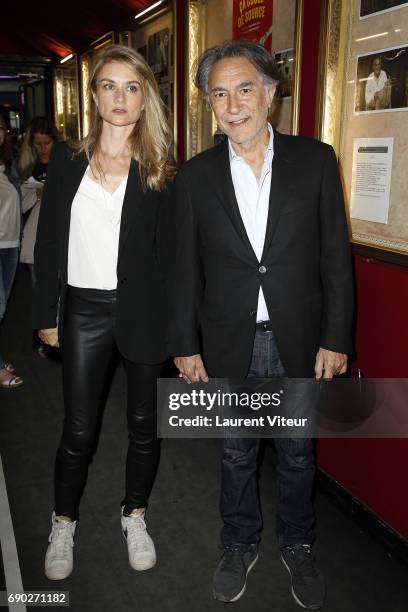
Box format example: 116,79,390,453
273,48,294,99
355,45,408,113
147,28,170,83
360,0,408,19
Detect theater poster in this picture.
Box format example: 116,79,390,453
233,0,273,51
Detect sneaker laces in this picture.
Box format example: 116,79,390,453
48,518,74,561
124,514,151,553
287,544,318,578
220,544,248,574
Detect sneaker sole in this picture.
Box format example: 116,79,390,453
281,554,322,610
121,528,156,571
213,553,258,603
45,567,73,581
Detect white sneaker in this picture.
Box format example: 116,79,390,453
121,507,156,571
45,512,76,580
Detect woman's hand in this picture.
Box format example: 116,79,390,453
38,327,59,347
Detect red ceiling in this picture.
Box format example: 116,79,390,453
2,0,156,59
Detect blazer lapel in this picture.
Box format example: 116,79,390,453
260,129,293,262
64,150,88,210
211,141,258,261
118,158,143,255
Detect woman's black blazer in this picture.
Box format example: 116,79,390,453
32,142,170,364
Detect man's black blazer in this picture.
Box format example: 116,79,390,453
32,142,169,364
165,129,354,378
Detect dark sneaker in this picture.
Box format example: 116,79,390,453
281,544,325,610
213,543,258,602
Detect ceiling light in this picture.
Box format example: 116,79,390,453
355,32,388,42
135,1,163,20
60,53,74,64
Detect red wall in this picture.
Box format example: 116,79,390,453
318,258,408,539
298,0,322,137
298,2,408,539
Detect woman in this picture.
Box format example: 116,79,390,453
0,114,23,388
20,117,58,359
33,45,174,581
19,117,58,285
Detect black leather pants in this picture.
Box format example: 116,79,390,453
54,286,165,520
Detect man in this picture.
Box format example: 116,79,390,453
166,41,353,610
365,57,391,110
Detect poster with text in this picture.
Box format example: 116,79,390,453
233,0,273,51
350,138,394,224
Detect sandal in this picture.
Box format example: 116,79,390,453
4,363,15,373
0,368,23,389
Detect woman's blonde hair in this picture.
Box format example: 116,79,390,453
18,116,58,180
76,45,174,192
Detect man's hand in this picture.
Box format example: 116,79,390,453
174,354,209,383
38,327,59,347
314,348,347,379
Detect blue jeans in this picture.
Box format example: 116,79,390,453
220,330,316,549
0,248,19,369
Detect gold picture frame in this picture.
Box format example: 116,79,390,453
317,0,408,261
185,0,304,160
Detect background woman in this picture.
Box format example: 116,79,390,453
0,114,23,388
19,116,58,285
32,45,174,580
20,117,58,358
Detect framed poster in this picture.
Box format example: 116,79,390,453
137,45,147,60
232,0,273,50
360,0,408,18
148,28,170,83
274,48,294,99
317,0,408,260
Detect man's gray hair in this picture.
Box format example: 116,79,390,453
195,40,281,95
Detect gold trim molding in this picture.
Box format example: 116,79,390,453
352,235,408,254
291,0,304,136
80,56,90,137
186,0,206,160
315,0,348,152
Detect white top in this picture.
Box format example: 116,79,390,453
0,163,20,248
67,168,127,289
365,70,388,106
229,124,273,322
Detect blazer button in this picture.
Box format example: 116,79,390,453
249,309,256,317
259,265,267,274
120,277,127,284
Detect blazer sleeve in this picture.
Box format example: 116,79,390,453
319,145,354,354
159,170,202,357
31,143,64,330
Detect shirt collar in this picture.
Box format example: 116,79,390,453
228,123,274,164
